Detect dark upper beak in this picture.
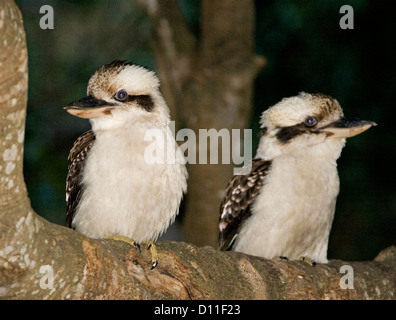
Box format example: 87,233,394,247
317,118,377,139
64,96,116,119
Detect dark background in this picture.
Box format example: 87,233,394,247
15,0,395,261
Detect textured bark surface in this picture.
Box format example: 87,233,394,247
1,1,395,300
2,214,396,299
137,0,266,246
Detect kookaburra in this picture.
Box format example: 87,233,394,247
64,60,187,268
218,92,376,264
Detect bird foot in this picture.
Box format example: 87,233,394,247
299,256,317,266
105,235,158,269
105,235,140,249
278,256,289,261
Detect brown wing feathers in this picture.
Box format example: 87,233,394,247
218,159,271,250
65,130,95,228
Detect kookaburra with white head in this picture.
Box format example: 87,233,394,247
219,92,376,264
65,60,187,268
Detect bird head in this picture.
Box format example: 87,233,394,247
64,60,169,130
256,92,376,160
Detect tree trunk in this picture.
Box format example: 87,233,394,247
1,1,395,300
0,0,32,282
137,0,266,246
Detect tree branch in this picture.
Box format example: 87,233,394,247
201,0,256,70
2,211,395,299
136,0,197,124
0,1,30,228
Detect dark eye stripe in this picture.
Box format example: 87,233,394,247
276,116,322,144
127,95,154,111
113,89,154,112
276,125,306,144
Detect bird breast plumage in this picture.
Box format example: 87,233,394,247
71,123,187,242
233,155,340,263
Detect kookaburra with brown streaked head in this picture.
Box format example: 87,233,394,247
64,60,187,268
219,92,376,264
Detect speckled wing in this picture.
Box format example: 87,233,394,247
65,130,95,228
218,158,272,251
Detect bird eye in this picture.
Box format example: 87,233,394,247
304,116,317,127
114,89,128,102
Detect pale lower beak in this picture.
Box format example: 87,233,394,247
318,118,377,139
64,95,116,119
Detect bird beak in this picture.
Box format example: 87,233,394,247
64,96,116,119
318,118,377,139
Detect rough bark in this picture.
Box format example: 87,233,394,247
1,0,395,300
2,216,396,299
137,0,266,246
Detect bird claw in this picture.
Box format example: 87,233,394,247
275,256,316,266
105,235,158,269
105,235,139,248
299,256,317,266
147,241,158,269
